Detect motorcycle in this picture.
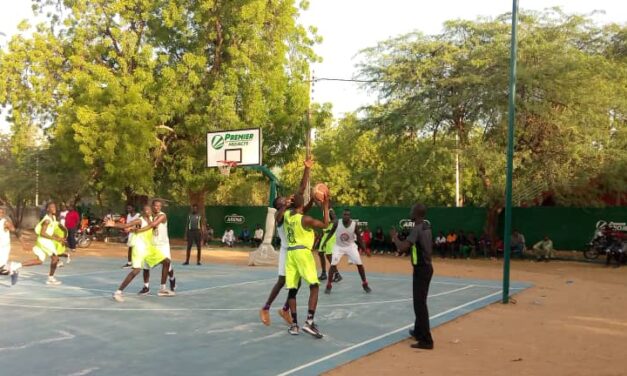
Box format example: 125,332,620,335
74,219,101,248
584,221,626,260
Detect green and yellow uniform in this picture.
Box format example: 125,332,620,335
284,210,319,289
321,222,336,255
132,217,166,269
33,214,66,261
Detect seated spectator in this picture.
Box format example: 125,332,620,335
372,226,386,255
446,230,458,258
239,226,251,244
495,237,504,258
222,228,235,247
533,235,555,262
205,226,214,245
434,231,447,258
395,228,410,257
467,231,478,258
458,230,472,259
478,232,492,258
252,224,264,248
511,229,526,258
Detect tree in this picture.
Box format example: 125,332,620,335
357,9,627,239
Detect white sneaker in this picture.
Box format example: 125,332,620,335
66,254,71,264
46,277,62,285
158,289,176,297
112,291,125,302
58,261,64,268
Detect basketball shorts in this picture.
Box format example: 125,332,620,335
285,249,319,289
331,243,363,266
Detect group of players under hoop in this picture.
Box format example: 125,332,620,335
0,158,434,349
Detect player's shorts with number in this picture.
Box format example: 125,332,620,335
331,243,363,266
285,249,319,289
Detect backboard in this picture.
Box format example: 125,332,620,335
206,128,262,167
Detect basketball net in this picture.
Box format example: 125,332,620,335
217,161,237,176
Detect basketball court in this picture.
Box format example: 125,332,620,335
0,257,530,376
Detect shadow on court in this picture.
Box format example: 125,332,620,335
0,258,530,376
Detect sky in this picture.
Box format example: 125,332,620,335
0,0,625,132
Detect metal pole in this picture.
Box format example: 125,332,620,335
503,0,519,304
455,133,460,207
35,153,40,207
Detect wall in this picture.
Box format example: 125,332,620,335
166,205,626,251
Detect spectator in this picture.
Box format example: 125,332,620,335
533,235,555,262
372,226,386,255
252,224,264,248
362,227,372,253
458,230,472,259
205,226,214,245
495,237,504,258
511,229,526,258
446,230,458,258
434,231,447,258
222,228,235,247
80,214,89,231
65,204,80,253
239,226,251,244
467,231,478,258
58,203,69,227
478,232,492,258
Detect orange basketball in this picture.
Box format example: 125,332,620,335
313,183,330,202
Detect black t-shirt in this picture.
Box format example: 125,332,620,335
406,220,433,266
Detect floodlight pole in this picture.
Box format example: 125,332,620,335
503,0,519,304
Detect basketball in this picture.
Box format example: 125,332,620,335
313,183,330,202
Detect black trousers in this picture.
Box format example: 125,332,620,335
67,228,77,249
187,229,202,250
413,264,434,345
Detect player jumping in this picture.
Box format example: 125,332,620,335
284,192,330,338
259,158,314,326
324,208,372,294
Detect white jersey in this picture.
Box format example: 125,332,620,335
152,212,169,246
59,210,68,226
0,218,10,248
335,220,357,248
277,224,288,251
126,212,140,223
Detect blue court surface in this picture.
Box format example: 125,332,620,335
0,257,530,376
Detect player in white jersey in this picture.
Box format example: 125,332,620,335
136,199,176,294
325,208,372,294
0,208,22,285
122,204,141,268
259,158,314,326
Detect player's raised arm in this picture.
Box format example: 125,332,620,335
297,157,314,195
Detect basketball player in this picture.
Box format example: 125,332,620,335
107,205,174,302
0,207,22,285
325,208,372,294
284,192,330,338
318,209,343,283
122,204,140,268
135,200,176,294
259,158,313,326
17,202,66,285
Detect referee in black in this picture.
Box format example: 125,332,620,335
391,203,434,350
184,204,205,265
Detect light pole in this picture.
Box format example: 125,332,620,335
502,0,519,304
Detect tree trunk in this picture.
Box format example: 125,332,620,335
188,189,207,218
484,203,503,250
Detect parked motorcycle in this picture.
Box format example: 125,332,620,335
584,221,626,260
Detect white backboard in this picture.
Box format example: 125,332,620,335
206,128,262,167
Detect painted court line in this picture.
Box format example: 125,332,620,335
276,290,503,376
0,284,474,311
0,330,75,352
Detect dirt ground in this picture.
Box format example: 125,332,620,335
8,236,627,376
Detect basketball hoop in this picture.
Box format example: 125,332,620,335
217,160,238,176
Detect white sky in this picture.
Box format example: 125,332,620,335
1,0,625,132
